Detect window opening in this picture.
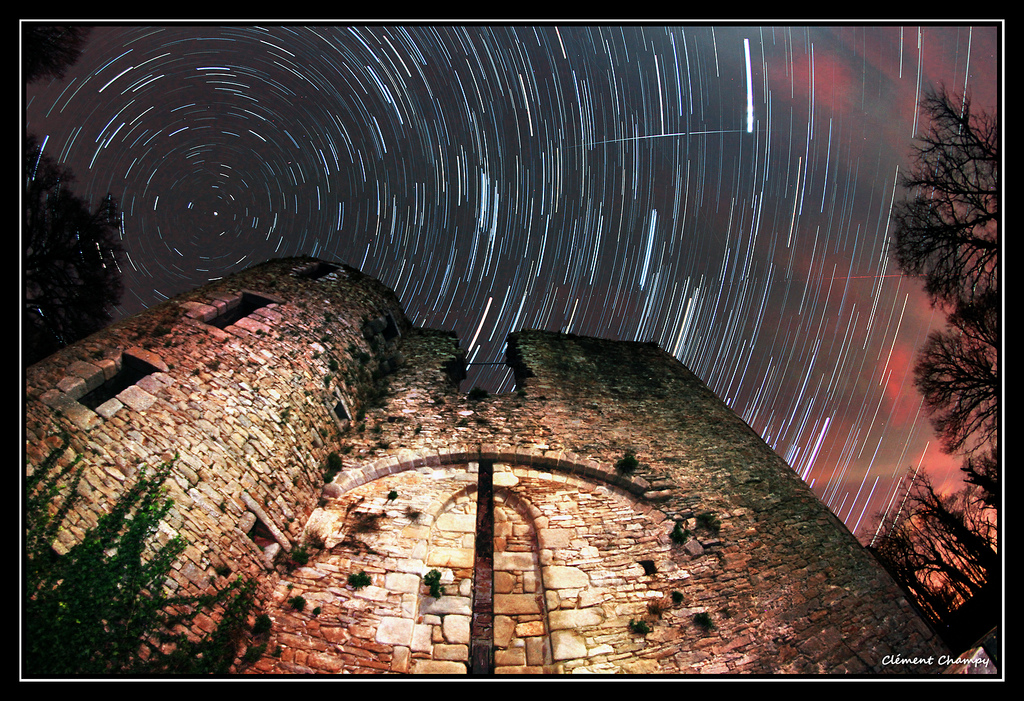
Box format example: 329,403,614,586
382,312,400,341
79,353,160,410
208,291,276,329
333,399,351,421
247,517,277,550
297,261,339,280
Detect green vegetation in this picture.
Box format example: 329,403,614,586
693,612,715,631
696,512,721,534
241,642,267,664
423,569,444,598
670,521,690,544
467,386,489,400
615,452,640,474
287,595,306,611
289,544,310,567
324,451,343,482
252,613,272,636
25,435,257,675
628,618,651,635
348,571,372,589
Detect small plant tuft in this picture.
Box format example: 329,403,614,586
696,512,721,534
467,386,489,400
423,569,444,598
324,451,343,482
289,545,310,567
348,571,372,589
616,452,640,474
693,612,715,631
288,595,306,611
670,522,690,544
628,618,651,635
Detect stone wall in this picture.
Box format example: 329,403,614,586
24,257,950,675
25,257,411,621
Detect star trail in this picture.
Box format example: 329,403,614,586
23,23,999,540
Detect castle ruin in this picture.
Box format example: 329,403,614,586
24,256,951,675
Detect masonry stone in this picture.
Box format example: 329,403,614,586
24,256,954,676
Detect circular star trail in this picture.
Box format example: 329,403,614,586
24,23,999,540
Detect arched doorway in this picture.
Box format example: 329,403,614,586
252,452,672,674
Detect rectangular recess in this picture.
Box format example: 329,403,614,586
79,354,160,410
208,292,276,329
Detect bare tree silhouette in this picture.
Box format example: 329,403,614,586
22,24,92,84
875,86,1000,656
24,135,124,365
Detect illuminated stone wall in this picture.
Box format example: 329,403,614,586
24,257,949,675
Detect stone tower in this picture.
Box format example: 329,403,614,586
24,257,950,675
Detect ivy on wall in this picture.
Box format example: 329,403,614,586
24,434,258,676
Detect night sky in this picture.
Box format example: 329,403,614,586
23,22,1000,541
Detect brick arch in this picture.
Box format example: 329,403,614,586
490,486,555,670
412,479,480,674
327,445,652,499
495,466,677,672
320,449,678,674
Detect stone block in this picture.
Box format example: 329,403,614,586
66,360,104,391
495,647,526,666
136,373,167,394
525,636,546,665
494,593,542,615
392,646,410,673
234,316,271,335
433,643,468,661
548,607,605,630
181,301,219,321
95,398,123,419
375,616,413,646
411,624,433,652
435,512,476,532
542,565,589,589
62,399,101,430
426,546,474,568
442,614,471,644
494,615,516,648
420,596,473,616
412,660,466,675
515,620,546,637
551,630,588,661
124,346,169,372
117,384,157,412
494,551,535,571
56,375,86,399
494,571,516,593
384,571,421,594
538,528,572,549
